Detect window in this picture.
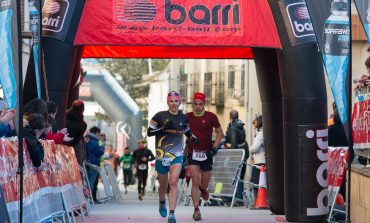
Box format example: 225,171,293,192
179,73,187,102
228,65,236,96
204,72,212,104
241,64,245,97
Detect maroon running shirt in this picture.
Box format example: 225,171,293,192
186,111,221,154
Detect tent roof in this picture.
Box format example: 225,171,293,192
75,0,281,59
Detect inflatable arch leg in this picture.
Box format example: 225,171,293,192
253,47,285,215
267,0,328,220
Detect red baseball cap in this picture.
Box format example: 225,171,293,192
193,92,206,103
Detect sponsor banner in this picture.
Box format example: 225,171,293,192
278,0,316,46
352,92,370,149
298,124,329,218
0,185,10,223
0,0,17,109
353,0,370,44
30,0,42,98
0,138,82,203
42,0,76,41
75,0,281,48
306,0,350,135
327,147,348,205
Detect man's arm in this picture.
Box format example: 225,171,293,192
148,149,155,161
213,126,224,148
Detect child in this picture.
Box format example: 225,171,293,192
24,113,46,169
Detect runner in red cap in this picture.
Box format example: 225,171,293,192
186,92,224,221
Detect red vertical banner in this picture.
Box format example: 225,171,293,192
352,99,367,148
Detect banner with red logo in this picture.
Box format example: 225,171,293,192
75,0,281,58
352,93,370,149
328,147,348,207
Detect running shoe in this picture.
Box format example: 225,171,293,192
159,200,167,218
199,187,209,201
168,213,176,223
192,209,202,221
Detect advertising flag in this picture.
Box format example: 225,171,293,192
353,0,370,44
30,0,41,98
305,0,350,135
0,0,18,109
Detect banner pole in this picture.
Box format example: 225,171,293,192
16,0,24,222
38,0,43,99
346,0,353,222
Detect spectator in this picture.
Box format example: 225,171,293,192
85,126,104,203
354,57,370,90
43,101,73,144
65,99,87,166
24,113,46,169
249,115,265,207
224,109,249,202
24,98,48,124
0,109,15,137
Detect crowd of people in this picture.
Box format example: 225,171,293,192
0,91,265,223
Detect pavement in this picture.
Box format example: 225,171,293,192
80,183,286,223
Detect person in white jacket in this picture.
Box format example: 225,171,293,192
249,115,265,207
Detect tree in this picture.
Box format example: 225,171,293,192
98,59,169,128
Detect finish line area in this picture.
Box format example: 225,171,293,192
84,185,279,223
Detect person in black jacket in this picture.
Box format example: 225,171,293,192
65,99,87,166
24,113,46,169
224,110,249,202
133,139,155,200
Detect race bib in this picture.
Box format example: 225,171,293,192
123,163,130,169
192,150,207,161
138,164,147,170
162,158,172,167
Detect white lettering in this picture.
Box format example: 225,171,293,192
306,128,329,216
42,16,60,28
324,28,350,35
294,21,313,32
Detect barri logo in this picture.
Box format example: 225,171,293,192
305,128,329,216
122,0,156,22
165,0,240,25
286,2,314,38
42,0,69,32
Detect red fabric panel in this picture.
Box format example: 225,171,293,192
81,45,253,59
75,0,281,51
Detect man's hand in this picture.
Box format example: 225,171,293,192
0,109,15,125
191,135,200,145
206,147,218,158
58,128,68,135
63,133,74,142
